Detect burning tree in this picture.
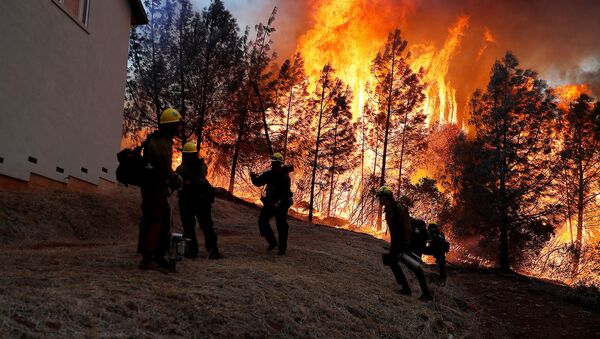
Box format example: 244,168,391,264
266,53,311,170
557,93,600,276
369,29,426,230
307,64,349,223
319,94,359,217
465,52,560,271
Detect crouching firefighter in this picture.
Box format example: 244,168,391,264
250,153,293,256
423,222,449,282
175,142,222,259
410,218,448,283
138,108,182,271
377,186,432,300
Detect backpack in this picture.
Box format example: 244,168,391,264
116,144,145,187
429,228,450,253
410,218,428,250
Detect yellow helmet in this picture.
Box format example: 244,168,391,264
270,152,284,163
160,108,182,124
182,142,197,153
375,186,393,198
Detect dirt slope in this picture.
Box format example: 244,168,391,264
0,186,597,338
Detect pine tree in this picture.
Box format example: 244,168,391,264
124,0,172,132
307,64,347,223
319,91,358,216
558,94,600,275
193,0,240,150
370,29,425,230
468,52,560,271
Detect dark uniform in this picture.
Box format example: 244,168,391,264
383,203,431,297
423,225,448,281
250,168,293,253
410,219,448,282
175,157,220,258
138,130,175,266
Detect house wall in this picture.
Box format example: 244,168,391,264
0,0,133,186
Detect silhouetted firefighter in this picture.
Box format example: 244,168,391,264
250,153,294,256
138,108,182,272
410,218,449,283
175,142,222,260
377,186,432,300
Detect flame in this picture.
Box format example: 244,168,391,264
476,26,497,60
555,84,592,110
410,16,469,125
297,0,413,117
297,0,468,125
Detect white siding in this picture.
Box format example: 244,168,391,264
0,0,132,184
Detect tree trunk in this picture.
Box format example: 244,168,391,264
178,9,187,144
396,108,410,196
283,86,294,160
253,83,273,155
572,158,585,275
308,81,328,223
376,38,397,231
327,118,339,217
229,109,247,194
359,110,365,224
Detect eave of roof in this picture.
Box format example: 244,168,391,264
129,0,148,25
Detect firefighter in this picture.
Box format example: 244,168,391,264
409,219,448,284
250,153,293,256
423,222,449,282
175,142,222,259
377,186,432,300
138,107,182,272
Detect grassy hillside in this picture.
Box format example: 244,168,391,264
0,186,474,338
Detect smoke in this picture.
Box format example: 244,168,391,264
278,0,600,122
189,0,600,122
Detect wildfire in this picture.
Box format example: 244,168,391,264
410,16,469,125
297,0,412,117
555,84,592,110
297,0,469,125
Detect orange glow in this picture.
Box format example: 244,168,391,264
476,26,497,61
555,84,592,110
297,0,411,117
411,16,469,125
297,0,468,125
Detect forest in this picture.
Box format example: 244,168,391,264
123,0,600,287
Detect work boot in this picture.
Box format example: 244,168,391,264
208,249,223,260
398,288,412,296
419,292,433,302
267,243,278,252
139,259,157,270
277,248,286,256
154,257,171,274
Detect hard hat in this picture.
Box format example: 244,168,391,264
182,142,197,153
160,108,182,124
270,152,284,163
375,186,393,198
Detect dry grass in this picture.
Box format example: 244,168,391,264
0,186,475,338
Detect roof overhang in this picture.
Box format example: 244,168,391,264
129,0,148,26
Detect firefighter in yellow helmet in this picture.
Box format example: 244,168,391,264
175,142,222,259
250,153,293,255
138,108,182,271
376,186,432,300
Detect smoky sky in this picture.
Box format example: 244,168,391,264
190,0,600,98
